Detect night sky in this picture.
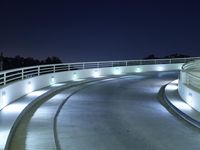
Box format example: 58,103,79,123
0,0,200,62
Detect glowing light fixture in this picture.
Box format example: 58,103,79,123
2,91,6,99
27,81,33,93
157,66,164,71
73,72,78,81
93,69,101,78
51,76,55,84
1,91,7,108
135,67,142,73
114,67,121,75
72,72,84,81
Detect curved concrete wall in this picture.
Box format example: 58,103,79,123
178,70,200,112
0,63,182,110
178,82,200,112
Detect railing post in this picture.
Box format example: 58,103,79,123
68,64,71,71
97,62,100,68
83,63,85,69
22,69,24,80
4,73,6,85
126,61,128,66
53,65,55,73
38,66,40,76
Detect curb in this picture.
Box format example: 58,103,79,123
163,81,200,129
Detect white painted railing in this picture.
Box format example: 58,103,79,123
0,57,199,87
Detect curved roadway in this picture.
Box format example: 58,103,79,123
8,71,200,150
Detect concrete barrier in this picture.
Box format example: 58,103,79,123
0,63,183,110
178,60,200,112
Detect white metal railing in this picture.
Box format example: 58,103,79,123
181,59,200,89
0,57,199,87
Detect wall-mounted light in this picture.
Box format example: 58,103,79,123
1,91,7,108
135,67,142,73
157,66,164,71
72,72,84,81
73,72,78,81
51,76,55,84
27,81,33,93
93,69,101,78
114,67,121,75
2,91,6,99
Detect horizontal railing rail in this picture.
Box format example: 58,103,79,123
0,57,199,87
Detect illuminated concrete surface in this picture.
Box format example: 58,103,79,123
2,72,200,150
0,87,51,150
0,79,100,150
8,78,108,150
165,80,200,128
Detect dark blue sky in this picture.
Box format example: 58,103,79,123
0,0,200,62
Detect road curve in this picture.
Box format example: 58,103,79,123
8,71,200,150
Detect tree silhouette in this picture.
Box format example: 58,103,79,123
0,53,62,70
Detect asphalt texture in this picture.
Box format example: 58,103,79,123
7,71,200,150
